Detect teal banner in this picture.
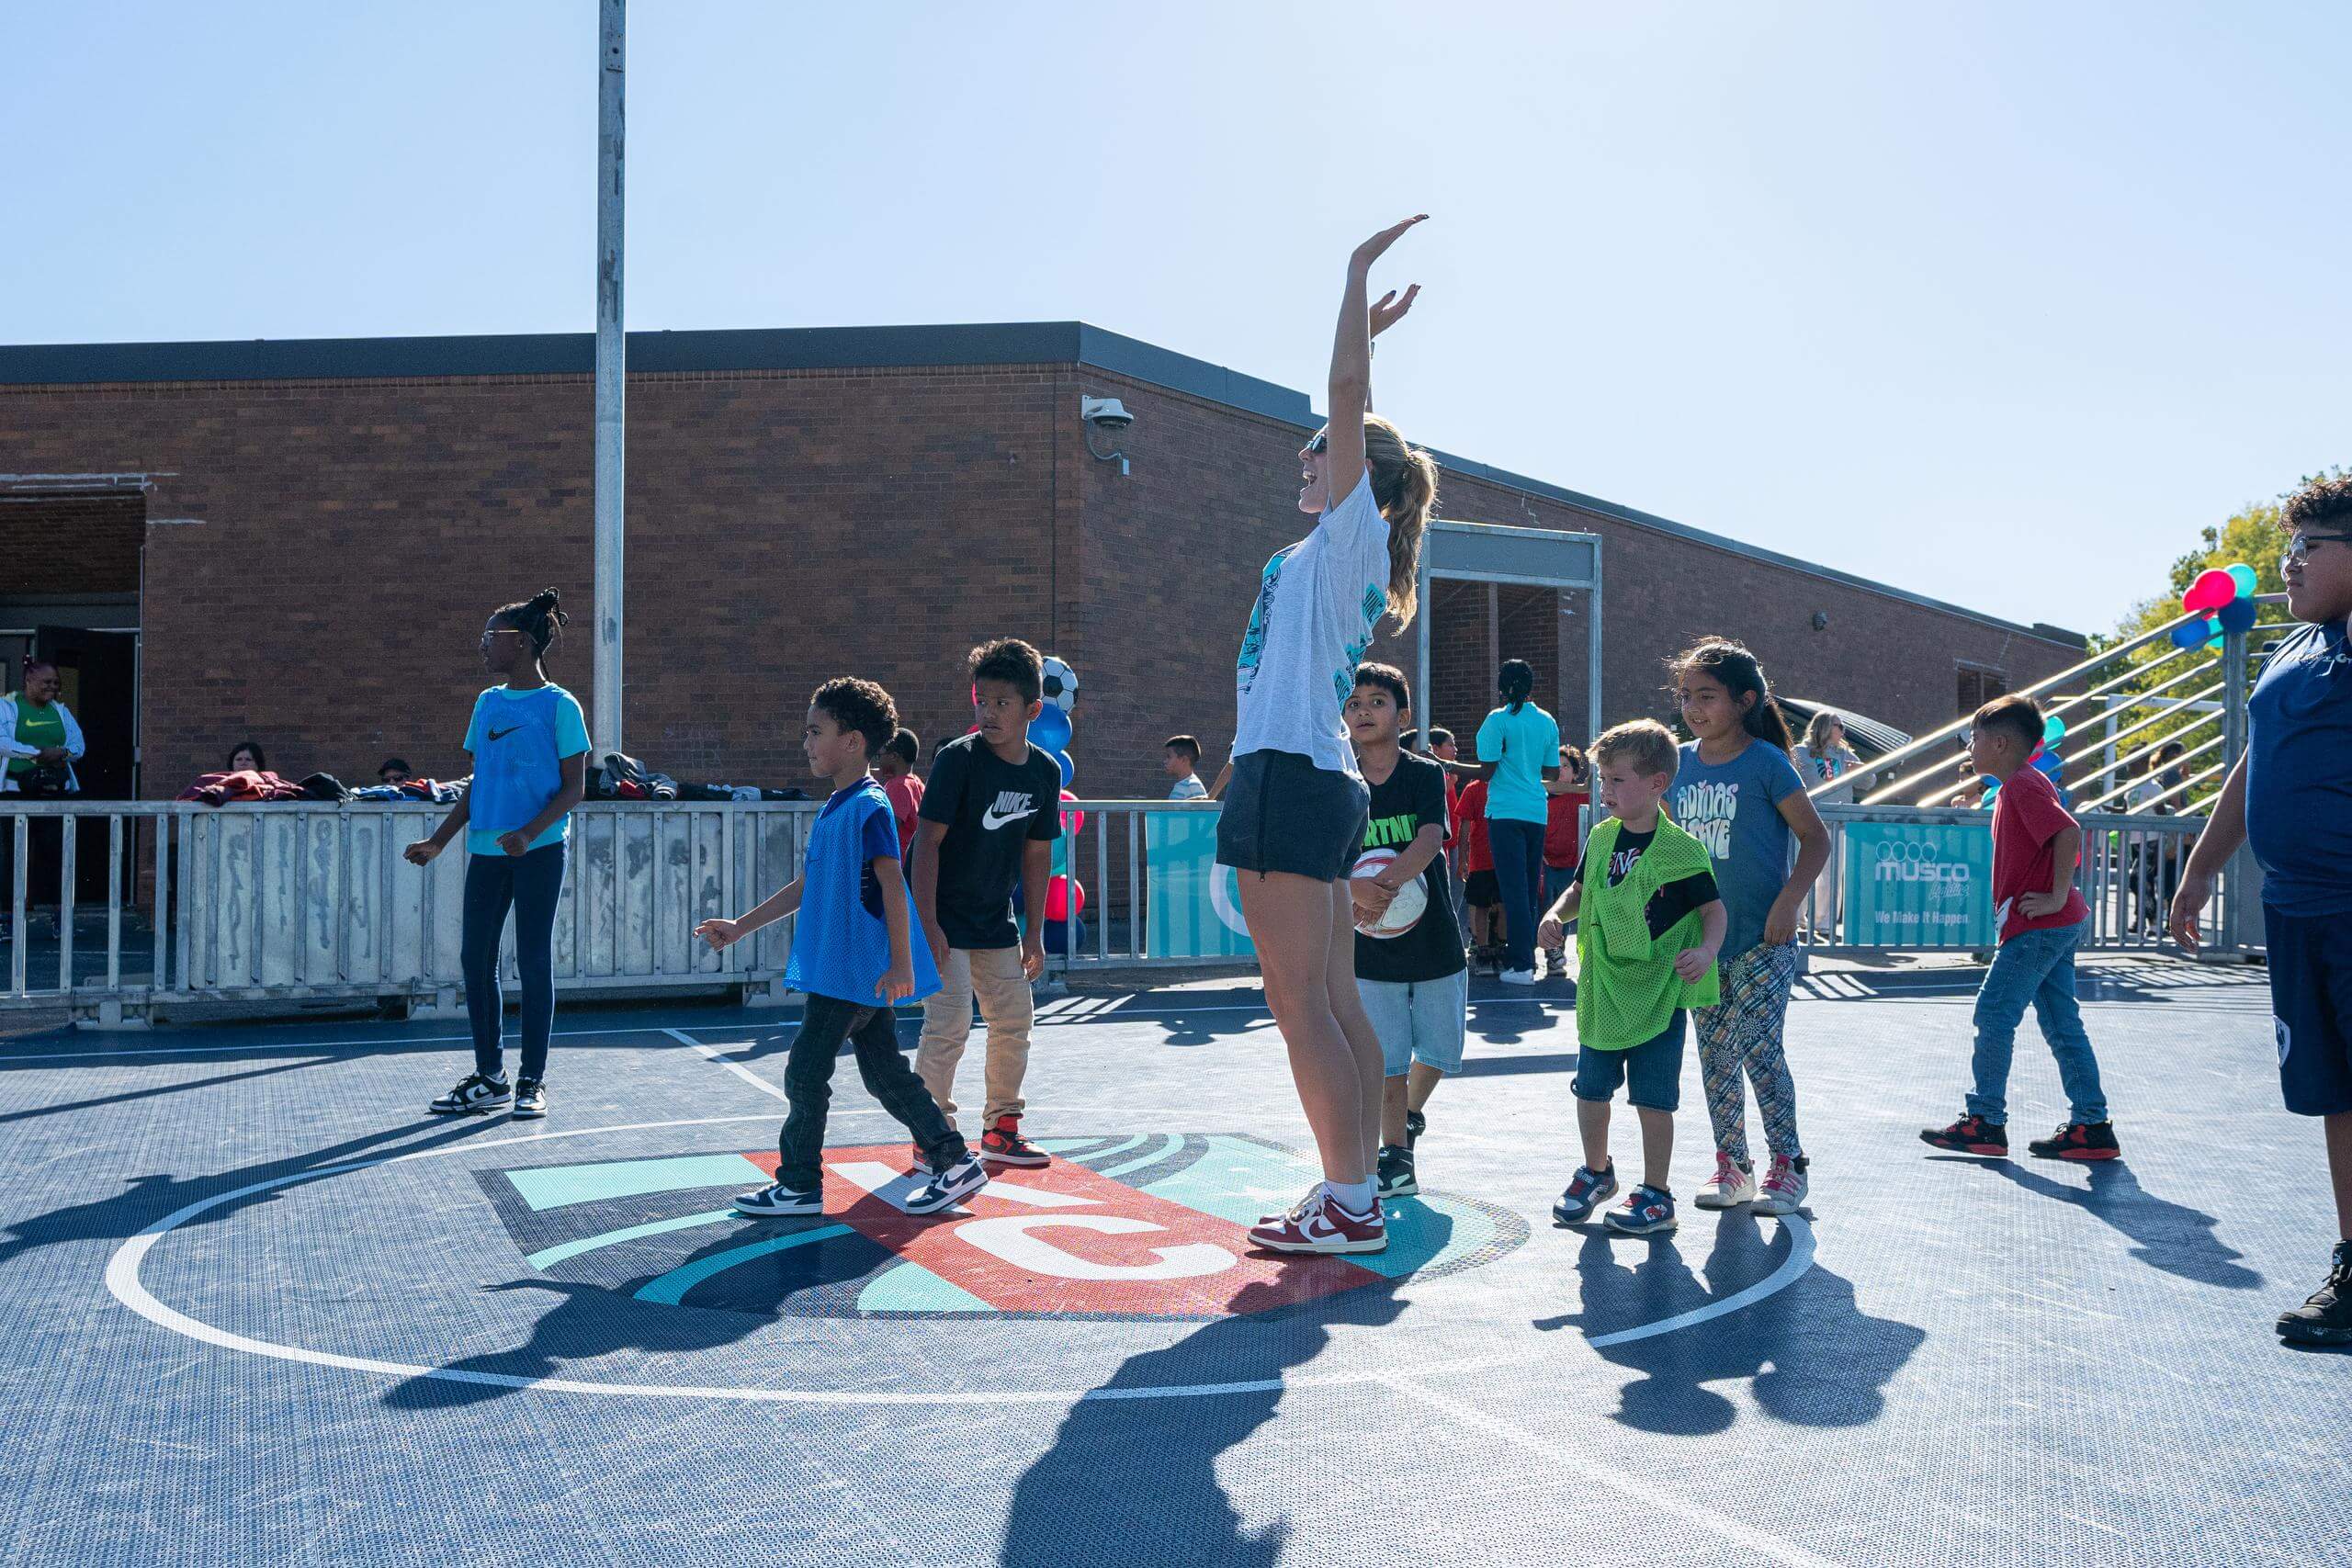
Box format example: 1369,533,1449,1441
1145,811,1257,960
1842,820,1994,948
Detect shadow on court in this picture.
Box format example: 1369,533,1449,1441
999,1261,1422,1567
1534,1215,1926,1437
1973,1158,2264,1289
0,1113,495,1269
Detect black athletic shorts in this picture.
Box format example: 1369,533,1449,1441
2264,905,2352,1117
1216,750,1369,884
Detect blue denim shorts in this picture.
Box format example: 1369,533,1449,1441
1573,1010,1687,1111
1359,970,1469,1077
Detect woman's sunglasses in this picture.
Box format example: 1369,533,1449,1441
1305,433,1329,456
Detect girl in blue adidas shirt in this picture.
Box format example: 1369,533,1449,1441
405,588,590,1122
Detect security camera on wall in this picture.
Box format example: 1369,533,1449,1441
1080,397,1133,432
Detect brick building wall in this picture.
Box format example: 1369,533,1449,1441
0,327,2082,807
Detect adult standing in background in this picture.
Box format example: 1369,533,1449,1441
1792,712,1862,940
1,657,86,940
1476,658,1560,985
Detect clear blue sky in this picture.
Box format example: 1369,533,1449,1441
6,1,2346,636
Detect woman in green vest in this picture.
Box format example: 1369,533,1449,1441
2,657,86,938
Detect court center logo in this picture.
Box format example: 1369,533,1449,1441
477,1133,1524,1321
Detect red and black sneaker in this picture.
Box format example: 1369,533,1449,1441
2027,1121,2122,1162
979,1113,1050,1168
1248,1187,1386,1254
1919,1114,2008,1157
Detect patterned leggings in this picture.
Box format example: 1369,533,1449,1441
1694,941,1803,1166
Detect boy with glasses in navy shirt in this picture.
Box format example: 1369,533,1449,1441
2175,474,2352,1346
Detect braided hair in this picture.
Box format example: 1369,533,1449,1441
1498,659,1535,716
494,587,569,660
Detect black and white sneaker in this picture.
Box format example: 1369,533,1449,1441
429,1073,511,1115
904,1154,988,1214
1376,1144,1419,1199
733,1181,822,1218
511,1077,547,1120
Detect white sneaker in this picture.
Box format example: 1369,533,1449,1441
1498,968,1538,986
1751,1155,1809,1216
1693,1152,1757,1209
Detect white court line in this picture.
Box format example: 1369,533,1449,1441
1385,1375,1844,1568
661,1027,789,1103
1585,1214,1816,1347
0,1023,700,1065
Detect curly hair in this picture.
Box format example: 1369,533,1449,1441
2283,471,2352,537
811,677,898,759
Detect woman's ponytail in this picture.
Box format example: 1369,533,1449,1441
1498,658,1534,716
1362,413,1438,627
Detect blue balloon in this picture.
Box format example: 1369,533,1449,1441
2168,617,2213,650
2035,750,2064,775
2216,595,2259,635
1029,703,1072,753
1051,749,1074,789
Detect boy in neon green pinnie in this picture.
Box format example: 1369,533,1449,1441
1539,720,1725,1235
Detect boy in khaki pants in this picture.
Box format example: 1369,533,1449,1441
912,638,1063,1168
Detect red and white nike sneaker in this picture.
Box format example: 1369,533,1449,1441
1248,1185,1386,1254
980,1113,1050,1168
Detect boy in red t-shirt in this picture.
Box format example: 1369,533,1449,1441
875,728,925,859
1457,774,1502,976
1541,744,1591,972
1922,694,2119,1161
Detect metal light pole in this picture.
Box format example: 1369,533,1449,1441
593,0,627,762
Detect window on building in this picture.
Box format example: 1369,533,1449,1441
1957,665,2007,716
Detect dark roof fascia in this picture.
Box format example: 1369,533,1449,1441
0,321,2082,648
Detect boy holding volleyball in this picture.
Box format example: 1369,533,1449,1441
1540,719,1724,1235
1346,663,1465,1200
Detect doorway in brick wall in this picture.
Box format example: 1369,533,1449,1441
1415,523,1602,753
1,486,146,908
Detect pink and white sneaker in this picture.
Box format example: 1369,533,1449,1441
1248,1186,1387,1255
1751,1154,1810,1216
1693,1151,1758,1210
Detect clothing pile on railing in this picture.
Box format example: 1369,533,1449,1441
591,751,804,803
176,771,468,807
348,777,467,804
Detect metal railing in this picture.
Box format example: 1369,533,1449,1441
4,799,813,1023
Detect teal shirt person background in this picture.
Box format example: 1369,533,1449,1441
462,683,591,856
1477,700,1562,824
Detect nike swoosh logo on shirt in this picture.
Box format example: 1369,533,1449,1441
486,726,521,742
980,807,1037,831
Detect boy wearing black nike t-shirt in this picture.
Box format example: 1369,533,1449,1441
1346,664,1467,1201
913,639,1064,1169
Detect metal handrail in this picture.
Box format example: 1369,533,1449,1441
2054,685,2224,803
2074,733,2225,814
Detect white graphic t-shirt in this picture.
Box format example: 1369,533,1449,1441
1232,471,1391,778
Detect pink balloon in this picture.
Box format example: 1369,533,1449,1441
1059,788,1085,838
1046,874,1086,921
2182,568,2236,615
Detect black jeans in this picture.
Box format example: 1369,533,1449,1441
461,840,567,1081
778,993,967,1192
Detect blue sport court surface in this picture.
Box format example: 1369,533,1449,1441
0,959,2344,1566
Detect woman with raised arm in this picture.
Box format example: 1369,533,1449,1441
1221,216,1439,1256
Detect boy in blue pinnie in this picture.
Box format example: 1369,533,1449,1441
696,678,984,1218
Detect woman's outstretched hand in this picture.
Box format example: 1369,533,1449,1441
1351,215,1427,273
1370,285,1420,340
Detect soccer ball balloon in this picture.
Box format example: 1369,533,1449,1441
1041,656,1079,714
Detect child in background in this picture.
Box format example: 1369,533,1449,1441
695,678,979,1218
876,727,925,859
1164,735,1210,800
1345,664,1467,1200
1542,720,1724,1235
1457,773,1501,976
1541,744,1591,975
1922,693,2119,1162
2173,474,2352,1345
1668,639,1831,1218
